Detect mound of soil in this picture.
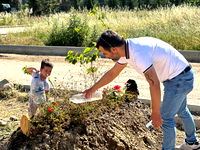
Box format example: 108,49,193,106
0,98,163,150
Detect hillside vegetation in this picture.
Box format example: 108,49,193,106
0,5,200,50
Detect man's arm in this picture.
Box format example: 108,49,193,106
144,65,163,129
84,63,127,98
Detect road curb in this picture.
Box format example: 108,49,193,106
0,45,86,56
140,98,200,129
0,45,199,62
139,98,200,114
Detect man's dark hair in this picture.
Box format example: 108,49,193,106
41,59,53,69
96,29,126,52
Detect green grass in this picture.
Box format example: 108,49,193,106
0,5,200,50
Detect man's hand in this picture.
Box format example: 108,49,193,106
151,113,163,129
83,88,96,98
83,63,126,99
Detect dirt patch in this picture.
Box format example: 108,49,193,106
1,97,163,150
0,86,199,150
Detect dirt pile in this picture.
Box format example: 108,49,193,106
1,98,163,150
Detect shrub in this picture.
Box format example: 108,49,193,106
65,45,99,85
102,84,138,102
45,11,90,46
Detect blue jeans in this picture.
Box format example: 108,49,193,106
161,69,197,150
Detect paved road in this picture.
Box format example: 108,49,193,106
0,26,26,35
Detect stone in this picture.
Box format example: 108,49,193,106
3,83,13,90
0,79,13,90
0,120,7,126
0,79,9,90
10,116,18,121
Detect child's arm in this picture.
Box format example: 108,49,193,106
25,67,38,75
45,90,49,101
45,90,49,95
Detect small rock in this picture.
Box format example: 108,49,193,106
34,147,40,150
44,144,50,149
82,145,92,150
0,120,7,126
3,83,13,90
143,136,155,146
196,129,200,133
194,117,200,130
42,133,50,139
0,79,9,90
10,116,18,121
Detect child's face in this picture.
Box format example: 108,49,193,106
40,66,52,79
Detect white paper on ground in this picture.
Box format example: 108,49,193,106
69,93,102,104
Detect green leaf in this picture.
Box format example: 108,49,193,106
22,66,31,75
86,67,98,74
83,47,92,55
74,27,82,32
79,54,84,64
67,51,74,55
92,42,96,46
72,59,77,64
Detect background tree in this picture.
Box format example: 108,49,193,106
106,0,121,8
59,0,72,12
28,0,59,15
80,0,99,9
26,0,200,15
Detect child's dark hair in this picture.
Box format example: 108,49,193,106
41,59,53,69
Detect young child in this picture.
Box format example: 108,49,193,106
26,59,53,118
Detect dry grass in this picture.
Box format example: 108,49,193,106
0,5,200,49
105,5,200,50
0,91,28,137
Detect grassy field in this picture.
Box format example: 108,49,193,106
0,5,200,50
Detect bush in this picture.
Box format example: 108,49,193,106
45,11,90,46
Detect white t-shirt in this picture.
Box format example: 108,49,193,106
117,37,189,82
31,72,50,92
